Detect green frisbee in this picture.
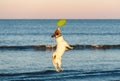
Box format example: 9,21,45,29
56,19,67,27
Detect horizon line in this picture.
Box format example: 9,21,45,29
0,18,120,20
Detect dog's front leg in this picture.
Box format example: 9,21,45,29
65,45,73,50
64,41,73,50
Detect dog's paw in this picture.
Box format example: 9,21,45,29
59,67,63,72
55,67,63,72
66,46,73,50
55,69,60,72
69,46,73,49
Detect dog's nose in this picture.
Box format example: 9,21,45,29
51,34,55,38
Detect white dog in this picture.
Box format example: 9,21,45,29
51,28,73,72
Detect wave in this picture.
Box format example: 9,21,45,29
0,44,120,51
0,69,120,81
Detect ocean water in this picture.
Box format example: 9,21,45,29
0,49,120,81
0,19,120,81
0,19,120,46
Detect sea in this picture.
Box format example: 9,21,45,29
0,19,120,81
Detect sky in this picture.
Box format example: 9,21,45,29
0,0,120,19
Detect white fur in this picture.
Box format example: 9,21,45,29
52,36,73,72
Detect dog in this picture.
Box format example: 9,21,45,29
51,28,73,72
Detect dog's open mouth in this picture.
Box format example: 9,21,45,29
51,28,61,38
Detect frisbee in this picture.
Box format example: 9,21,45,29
56,19,67,27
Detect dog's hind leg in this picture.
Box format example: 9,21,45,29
52,60,59,72
52,55,60,72
57,58,63,72
55,63,60,72
53,60,63,72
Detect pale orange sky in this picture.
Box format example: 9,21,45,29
0,0,120,19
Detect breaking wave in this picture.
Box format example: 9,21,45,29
0,44,120,51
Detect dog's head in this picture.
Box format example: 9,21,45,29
51,28,62,38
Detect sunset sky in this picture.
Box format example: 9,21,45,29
0,0,120,19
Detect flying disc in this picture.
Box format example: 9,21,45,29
56,19,67,27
